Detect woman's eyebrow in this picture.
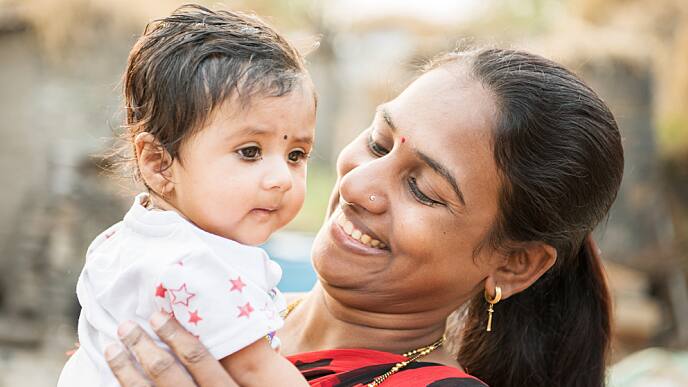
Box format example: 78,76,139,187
377,106,466,206
415,150,466,206
377,106,398,132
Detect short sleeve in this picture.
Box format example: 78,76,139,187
152,249,284,359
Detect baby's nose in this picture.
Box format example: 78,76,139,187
262,160,293,192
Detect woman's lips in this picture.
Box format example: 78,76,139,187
329,219,389,257
335,212,387,249
328,209,389,258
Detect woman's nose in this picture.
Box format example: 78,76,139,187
338,159,388,214
261,157,293,192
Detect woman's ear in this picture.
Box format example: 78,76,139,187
134,132,175,197
485,242,557,300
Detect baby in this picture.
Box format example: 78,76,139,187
58,5,315,387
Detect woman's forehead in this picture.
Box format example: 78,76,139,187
391,66,496,136
386,66,497,153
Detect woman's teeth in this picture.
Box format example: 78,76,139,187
336,213,387,249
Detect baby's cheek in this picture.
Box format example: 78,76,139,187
281,184,306,225
295,185,308,211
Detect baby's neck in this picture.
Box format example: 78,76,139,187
144,193,188,218
279,284,449,358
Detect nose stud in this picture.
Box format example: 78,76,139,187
369,195,376,202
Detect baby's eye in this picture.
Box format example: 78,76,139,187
237,146,262,160
288,149,309,163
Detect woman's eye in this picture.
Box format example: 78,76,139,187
237,146,262,160
408,177,441,207
288,149,309,163
367,132,390,157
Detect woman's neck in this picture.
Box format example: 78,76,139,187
279,284,452,359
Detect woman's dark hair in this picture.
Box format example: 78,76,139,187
429,49,623,387
121,4,308,180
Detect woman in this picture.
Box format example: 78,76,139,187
104,48,622,387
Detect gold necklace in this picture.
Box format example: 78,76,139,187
284,299,446,387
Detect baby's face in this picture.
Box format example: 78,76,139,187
169,83,316,245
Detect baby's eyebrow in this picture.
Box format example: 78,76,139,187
233,127,272,138
233,127,313,145
292,134,314,144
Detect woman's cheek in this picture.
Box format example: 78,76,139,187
396,203,458,261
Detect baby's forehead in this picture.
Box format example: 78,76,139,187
214,79,316,116
203,88,316,139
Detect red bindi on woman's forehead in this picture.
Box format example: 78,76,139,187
401,136,406,143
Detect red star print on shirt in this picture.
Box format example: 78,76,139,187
169,284,195,307
229,276,246,293
188,309,202,325
155,283,167,298
237,302,254,318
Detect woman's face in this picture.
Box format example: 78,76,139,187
311,63,503,314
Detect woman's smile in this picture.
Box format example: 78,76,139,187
329,209,389,256
336,209,387,249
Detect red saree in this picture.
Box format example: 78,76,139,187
287,349,487,387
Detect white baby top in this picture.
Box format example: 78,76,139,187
65,193,286,386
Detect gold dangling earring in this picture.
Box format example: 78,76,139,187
484,286,502,332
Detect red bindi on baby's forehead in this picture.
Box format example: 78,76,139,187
283,135,288,140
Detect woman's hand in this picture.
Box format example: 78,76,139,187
105,312,237,386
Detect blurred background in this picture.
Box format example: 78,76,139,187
0,0,686,385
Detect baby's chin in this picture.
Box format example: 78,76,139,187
235,234,271,246
226,225,277,246
215,229,264,246
211,209,295,246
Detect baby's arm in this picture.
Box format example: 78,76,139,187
220,338,308,387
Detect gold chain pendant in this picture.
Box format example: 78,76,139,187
284,300,446,387
365,336,445,387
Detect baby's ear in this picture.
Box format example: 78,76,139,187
134,132,175,196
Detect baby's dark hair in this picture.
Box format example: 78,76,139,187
121,4,309,180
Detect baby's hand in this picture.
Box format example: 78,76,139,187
219,336,309,387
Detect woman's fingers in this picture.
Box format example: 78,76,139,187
149,311,238,387
105,343,153,387
117,320,197,387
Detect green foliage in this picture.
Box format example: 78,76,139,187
658,115,688,158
